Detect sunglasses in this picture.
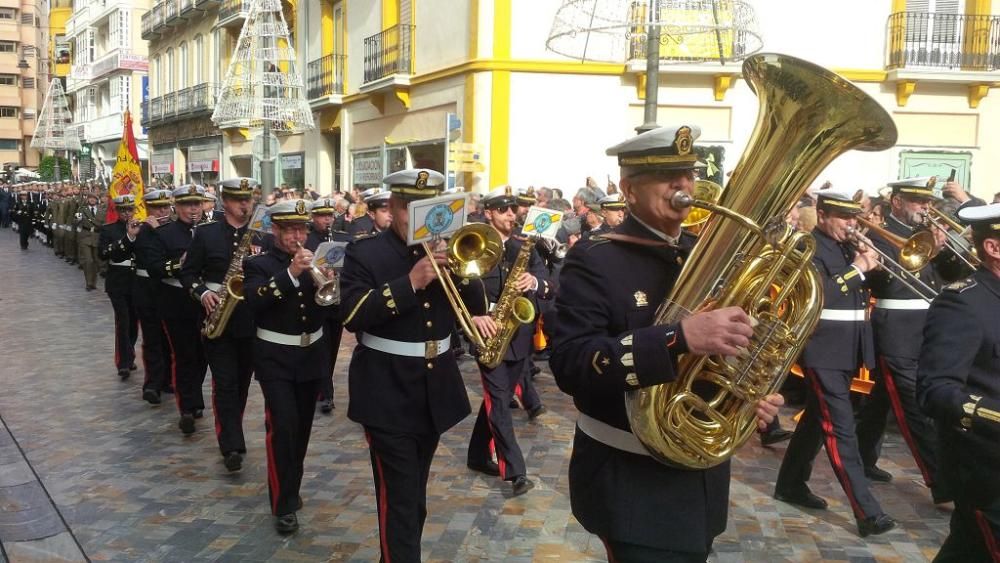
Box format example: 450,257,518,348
490,204,517,213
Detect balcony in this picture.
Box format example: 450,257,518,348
886,11,1000,71
141,3,164,40
363,25,414,86
142,83,220,128
179,0,197,16
163,0,181,26
92,50,149,80
85,111,124,143
218,0,250,28
307,54,346,102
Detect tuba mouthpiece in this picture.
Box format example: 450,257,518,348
670,191,694,210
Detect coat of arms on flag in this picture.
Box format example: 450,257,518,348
106,110,146,222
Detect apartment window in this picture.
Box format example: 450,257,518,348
193,35,203,84
23,108,35,119
22,77,34,89
165,48,174,92
118,75,130,112
0,75,17,86
152,55,159,96
87,29,95,63
0,8,16,20
0,139,18,150
0,107,18,118
20,12,32,25
0,42,15,53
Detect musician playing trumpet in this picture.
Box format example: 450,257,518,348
856,177,967,505
97,194,141,379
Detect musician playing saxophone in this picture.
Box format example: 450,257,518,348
551,126,782,561
178,178,258,472
465,187,552,496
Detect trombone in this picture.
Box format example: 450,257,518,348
421,223,503,349
848,218,937,302
920,208,980,270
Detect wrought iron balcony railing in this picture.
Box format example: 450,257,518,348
886,11,1000,71
307,54,346,99
218,0,250,23
142,83,220,127
363,24,414,84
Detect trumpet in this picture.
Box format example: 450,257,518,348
920,208,980,270
422,223,504,349
847,222,936,302
295,242,340,306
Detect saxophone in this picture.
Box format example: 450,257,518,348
202,225,256,339
478,237,537,368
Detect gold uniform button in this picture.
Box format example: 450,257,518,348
426,362,433,369
298,292,303,297
301,316,307,321
300,304,305,309
425,321,432,327
423,302,431,309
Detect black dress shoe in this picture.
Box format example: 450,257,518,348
774,489,828,510
467,460,500,477
129,363,137,371
142,389,161,405
864,465,893,483
509,399,520,409
223,451,243,472
193,409,204,419
275,513,298,535
319,399,333,414
512,476,535,496
527,405,547,420
858,514,896,537
760,428,793,446
179,413,196,435
117,368,130,380
530,364,542,376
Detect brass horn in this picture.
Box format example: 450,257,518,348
625,53,898,469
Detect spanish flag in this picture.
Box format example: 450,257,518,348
106,110,145,222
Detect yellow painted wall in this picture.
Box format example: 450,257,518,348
48,7,72,78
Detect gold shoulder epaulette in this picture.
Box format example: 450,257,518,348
945,278,976,293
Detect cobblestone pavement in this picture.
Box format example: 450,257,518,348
0,230,951,562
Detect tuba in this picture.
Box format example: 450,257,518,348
625,53,898,469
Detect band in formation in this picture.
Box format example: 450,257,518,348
3,62,998,563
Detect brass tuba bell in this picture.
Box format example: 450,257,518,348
625,53,898,469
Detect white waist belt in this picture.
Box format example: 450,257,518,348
256,327,324,347
205,282,223,292
875,298,930,311
136,269,149,278
109,260,133,267
819,309,866,322
161,278,183,288
360,332,451,359
577,413,650,457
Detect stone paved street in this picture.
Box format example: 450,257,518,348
0,229,953,562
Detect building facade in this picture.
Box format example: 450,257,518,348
65,0,150,180
295,0,1000,200
0,0,47,169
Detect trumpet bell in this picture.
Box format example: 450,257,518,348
447,223,503,279
680,180,723,229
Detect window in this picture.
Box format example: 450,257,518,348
0,42,15,53
110,9,130,50
87,29,95,63
20,12,32,25
178,42,188,89
0,8,15,19
0,139,18,150
165,48,174,92
0,75,17,86
22,77,34,88
193,35,203,84
0,107,18,118
152,55,160,96
23,108,35,119
118,76,130,112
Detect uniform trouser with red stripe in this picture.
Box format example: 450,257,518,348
856,355,944,496
318,318,343,403
162,317,207,414
935,492,1000,562
775,367,884,520
364,426,439,563
108,292,138,370
467,358,528,481
513,360,541,412
137,307,171,393
204,335,254,455
260,377,321,516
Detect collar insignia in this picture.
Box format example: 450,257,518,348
633,290,648,307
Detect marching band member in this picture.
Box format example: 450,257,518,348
12,191,34,250
139,185,209,435
918,203,1000,562
856,177,963,502
304,197,352,414
347,187,389,238
774,188,896,537
244,198,335,534
465,187,552,495
97,194,140,379
340,169,486,562
551,126,781,560
179,178,258,472
134,189,175,404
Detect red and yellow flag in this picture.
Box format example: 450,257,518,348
106,110,145,222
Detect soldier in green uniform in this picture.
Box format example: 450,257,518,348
76,191,105,290
65,187,81,265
